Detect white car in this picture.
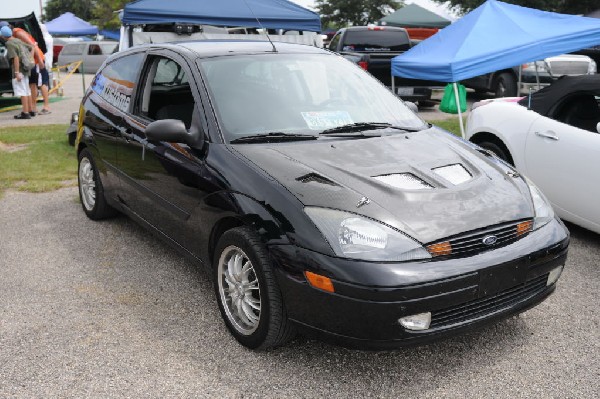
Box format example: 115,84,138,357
466,75,600,234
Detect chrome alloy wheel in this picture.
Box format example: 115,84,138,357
217,246,261,335
79,157,96,211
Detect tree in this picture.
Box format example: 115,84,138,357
93,0,129,30
45,0,95,22
436,0,599,15
316,0,402,28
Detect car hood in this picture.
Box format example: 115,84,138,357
232,127,533,244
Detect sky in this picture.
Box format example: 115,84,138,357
3,0,456,23
4,0,47,20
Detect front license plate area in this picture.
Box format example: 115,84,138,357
397,87,414,96
479,261,528,297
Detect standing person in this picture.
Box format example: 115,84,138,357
39,24,53,114
13,26,51,116
0,26,34,119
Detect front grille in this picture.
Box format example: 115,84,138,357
430,273,548,329
548,60,589,75
426,220,532,259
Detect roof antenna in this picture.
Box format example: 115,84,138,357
240,0,278,52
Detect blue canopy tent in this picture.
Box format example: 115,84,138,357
45,12,99,36
122,0,321,32
391,0,600,136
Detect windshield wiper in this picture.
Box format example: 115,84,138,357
229,132,317,144
320,122,424,135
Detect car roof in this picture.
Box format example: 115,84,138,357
124,40,330,58
518,75,600,116
64,41,117,46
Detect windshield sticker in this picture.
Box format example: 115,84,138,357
301,111,353,130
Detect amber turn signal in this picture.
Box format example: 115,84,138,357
427,241,452,257
305,271,335,293
516,220,533,237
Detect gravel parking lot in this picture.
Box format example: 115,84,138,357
0,187,598,398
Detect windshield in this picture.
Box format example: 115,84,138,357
198,53,426,143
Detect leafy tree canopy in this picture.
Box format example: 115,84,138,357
93,0,129,30
316,0,402,28
45,0,94,22
436,0,599,15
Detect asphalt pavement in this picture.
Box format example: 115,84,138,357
0,187,598,398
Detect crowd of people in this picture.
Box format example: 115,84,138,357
0,21,53,120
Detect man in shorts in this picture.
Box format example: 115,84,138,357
0,26,34,119
12,26,51,116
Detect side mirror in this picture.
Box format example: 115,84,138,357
405,101,419,113
145,119,198,146
597,122,600,134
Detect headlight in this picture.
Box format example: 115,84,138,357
526,178,554,230
522,61,547,72
588,60,597,75
304,207,431,261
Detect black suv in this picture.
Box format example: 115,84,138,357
75,40,568,350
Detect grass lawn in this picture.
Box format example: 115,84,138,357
427,117,465,137
0,124,75,196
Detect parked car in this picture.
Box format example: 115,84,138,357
57,41,117,74
52,37,86,65
463,54,596,98
327,26,442,104
466,75,600,234
74,40,569,350
0,12,47,94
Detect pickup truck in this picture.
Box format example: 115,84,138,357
0,13,47,95
327,26,442,104
463,53,597,97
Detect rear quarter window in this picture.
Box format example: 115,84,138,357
91,52,145,113
342,30,410,52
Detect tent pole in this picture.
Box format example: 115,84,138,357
391,70,396,96
518,65,522,96
535,62,540,90
453,82,465,139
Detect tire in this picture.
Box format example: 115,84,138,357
493,73,517,98
214,227,295,350
418,100,437,108
478,141,513,165
77,148,118,220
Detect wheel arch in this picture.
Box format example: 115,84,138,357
205,192,292,267
470,131,515,165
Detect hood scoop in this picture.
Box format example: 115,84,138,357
432,163,472,185
296,173,338,186
373,173,433,190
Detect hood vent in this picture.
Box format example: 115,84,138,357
373,173,433,190
296,173,338,186
432,164,472,185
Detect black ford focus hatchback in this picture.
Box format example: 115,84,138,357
75,40,569,350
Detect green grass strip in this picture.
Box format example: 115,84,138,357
0,124,75,196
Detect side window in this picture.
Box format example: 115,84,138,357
88,44,102,55
135,56,195,129
328,32,341,50
555,94,600,132
91,52,144,113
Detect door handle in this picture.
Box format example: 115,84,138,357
535,131,559,141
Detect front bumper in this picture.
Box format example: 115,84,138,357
269,218,569,349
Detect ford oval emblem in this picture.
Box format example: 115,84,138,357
482,235,498,246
